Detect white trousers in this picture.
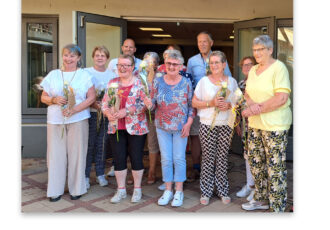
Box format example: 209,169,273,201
46,119,88,197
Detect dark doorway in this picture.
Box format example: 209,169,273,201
127,21,234,73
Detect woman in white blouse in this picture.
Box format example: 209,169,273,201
41,44,96,202
192,51,238,205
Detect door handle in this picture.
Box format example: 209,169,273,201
80,16,85,28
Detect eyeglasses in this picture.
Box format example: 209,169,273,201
252,47,267,53
165,62,181,67
116,64,132,69
242,63,254,68
209,61,222,65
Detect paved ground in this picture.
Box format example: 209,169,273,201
21,153,293,213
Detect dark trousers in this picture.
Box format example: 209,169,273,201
85,112,109,177
109,130,146,171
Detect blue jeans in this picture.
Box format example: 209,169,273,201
156,128,187,183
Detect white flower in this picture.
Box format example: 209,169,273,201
139,60,147,69
155,73,163,78
234,88,242,98
221,81,227,88
109,82,119,89
64,81,69,86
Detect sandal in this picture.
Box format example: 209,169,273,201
147,174,156,184
200,196,210,205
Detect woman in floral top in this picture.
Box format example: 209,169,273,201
102,54,149,204
145,50,194,207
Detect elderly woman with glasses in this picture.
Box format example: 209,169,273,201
192,51,238,205
145,50,194,207
235,56,257,201
40,44,96,202
241,35,292,212
102,54,149,204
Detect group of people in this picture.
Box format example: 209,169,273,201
40,31,292,212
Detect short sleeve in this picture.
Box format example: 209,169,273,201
40,70,56,94
194,79,203,100
273,62,291,94
84,71,94,90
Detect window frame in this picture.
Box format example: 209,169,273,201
21,14,58,115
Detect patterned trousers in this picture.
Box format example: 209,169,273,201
247,128,288,212
199,124,233,198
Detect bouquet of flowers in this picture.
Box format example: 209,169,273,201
107,82,120,141
62,81,76,138
231,88,246,128
139,58,154,122
208,81,228,137
95,82,106,133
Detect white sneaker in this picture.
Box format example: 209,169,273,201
236,184,252,198
158,183,166,191
110,189,127,203
171,191,184,207
158,190,173,206
242,199,269,211
131,188,142,203
85,177,90,190
221,196,231,205
246,189,255,202
96,175,108,187
107,166,115,177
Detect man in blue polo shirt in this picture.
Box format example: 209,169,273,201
186,31,232,182
108,38,142,75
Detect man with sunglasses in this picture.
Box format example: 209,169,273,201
186,31,232,182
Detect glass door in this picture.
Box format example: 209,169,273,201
76,12,127,68
233,17,276,82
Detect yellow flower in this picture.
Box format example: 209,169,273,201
64,81,69,86
221,81,227,89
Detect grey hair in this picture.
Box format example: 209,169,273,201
164,49,184,64
209,50,227,63
143,52,160,65
197,31,213,41
253,35,273,49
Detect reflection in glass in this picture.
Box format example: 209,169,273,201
238,27,267,81
277,27,293,132
27,23,54,108
86,22,121,68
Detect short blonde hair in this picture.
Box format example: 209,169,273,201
92,46,110,59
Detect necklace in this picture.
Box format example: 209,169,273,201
209,75,227,86
61,69,78,87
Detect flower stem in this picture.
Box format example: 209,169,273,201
116,130,119,142
148,109,152,123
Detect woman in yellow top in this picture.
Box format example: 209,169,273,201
241,35,292,212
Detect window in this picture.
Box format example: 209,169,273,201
22,15,58,115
